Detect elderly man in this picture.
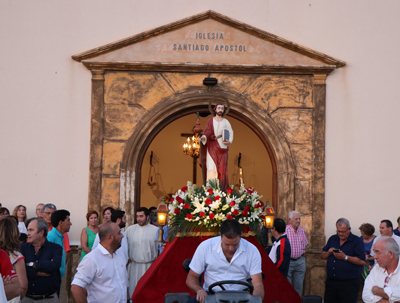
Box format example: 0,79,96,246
321,218,365,303
362,237,400,302
47,210,72,278
20,218,63,303
92,210,128,264
71,222,128,303
186,219,264,303
42,204,71,263
285,210,308,296
371,220,400,263
126,207,158,297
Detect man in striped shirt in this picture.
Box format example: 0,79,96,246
285,211,308,296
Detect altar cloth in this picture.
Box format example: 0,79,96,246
131,235,301,303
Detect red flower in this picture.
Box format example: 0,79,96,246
244,206,250,211
169,197,174,202
214,195,221,201
200,212,206,217
209,213,215,219
233,209,239,216
260,215,265,219
186,213,193,219
226,215,233,220
174,208,180,214
230,201,235,207
242,210,249,216
177,197,184,204
183,203,190,209
207,189,213,195
205,198,212,205
227,188,233,194
254,203,260,209
181,186,188,192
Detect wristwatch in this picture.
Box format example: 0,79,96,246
28,262,34,267
344,255,348,262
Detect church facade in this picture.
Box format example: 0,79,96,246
1,2,399,300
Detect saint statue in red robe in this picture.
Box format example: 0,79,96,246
200,103,234,191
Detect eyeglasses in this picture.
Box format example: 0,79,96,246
384,275,390,288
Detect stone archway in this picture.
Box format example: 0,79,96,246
120,90,295,224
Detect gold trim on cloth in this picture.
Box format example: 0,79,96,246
176,231,256,237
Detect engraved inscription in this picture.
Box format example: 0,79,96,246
156,30,261,54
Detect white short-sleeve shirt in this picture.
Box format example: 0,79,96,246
92,230,128,264
189,236,262,291
72,244,127,303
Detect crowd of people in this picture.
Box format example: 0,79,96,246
1,201,399,303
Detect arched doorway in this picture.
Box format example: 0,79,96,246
139,111,275,210
120,91,295,224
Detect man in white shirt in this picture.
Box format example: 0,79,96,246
71,222,128,303
362,236,400,303
92,210,128,264
186,219,264,303
370,220,400,263
126,207,158,297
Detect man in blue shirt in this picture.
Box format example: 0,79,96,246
21,218,62,302
47,210,72,278
321,218,365,303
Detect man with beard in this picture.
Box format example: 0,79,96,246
200,102,233,191
125,207,158,297
71,222,127,303
92,210,128,264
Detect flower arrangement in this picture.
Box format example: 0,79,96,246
167,179,266,240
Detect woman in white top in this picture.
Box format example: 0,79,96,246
12,205,27,235
0,216,28,302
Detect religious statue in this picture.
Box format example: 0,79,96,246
200,101,234,191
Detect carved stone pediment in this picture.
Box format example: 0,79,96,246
73,10,344,73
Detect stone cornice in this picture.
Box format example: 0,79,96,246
81,61,337,74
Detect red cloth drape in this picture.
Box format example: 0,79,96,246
200,118,229,191
131,236,301,303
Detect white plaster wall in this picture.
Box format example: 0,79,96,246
1,1,399,244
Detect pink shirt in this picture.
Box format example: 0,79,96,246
285,224,308,259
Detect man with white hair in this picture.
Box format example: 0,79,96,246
362,236,400,302
285,210,308,296
370,220,400,264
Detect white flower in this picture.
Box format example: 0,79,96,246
209,200,221,210
192,199,206,214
